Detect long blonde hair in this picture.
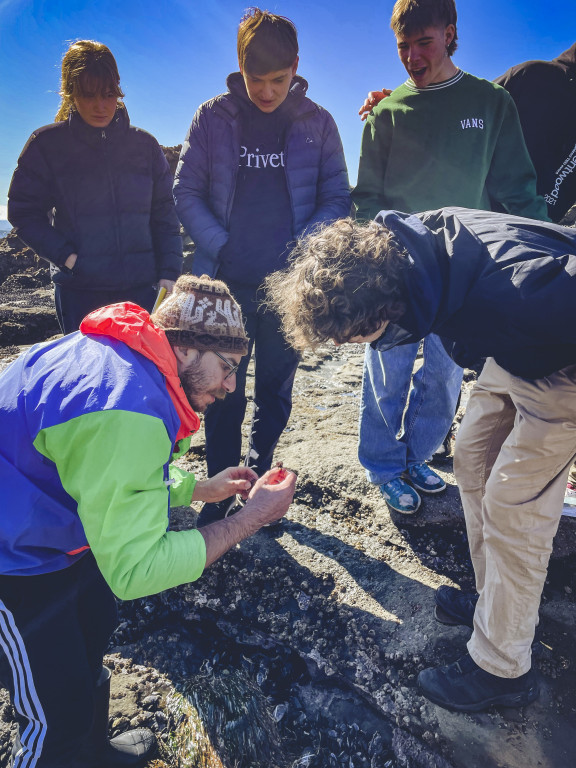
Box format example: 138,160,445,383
55,40,124,122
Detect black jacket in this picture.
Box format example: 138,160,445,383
373,207,576,379
8,108,182,291
495,44,576,222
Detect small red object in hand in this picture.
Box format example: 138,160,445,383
268,461,288,485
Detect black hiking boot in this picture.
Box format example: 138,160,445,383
434,585,478,628
418,653,539,712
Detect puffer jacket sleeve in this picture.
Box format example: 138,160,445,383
298,109,351,235
7,130,76,267
173,104,229,276
149,141,184,281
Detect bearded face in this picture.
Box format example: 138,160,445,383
178,352,232,413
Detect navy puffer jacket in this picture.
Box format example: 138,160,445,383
8,108,182,291
373,207,576,379
173,73,351,277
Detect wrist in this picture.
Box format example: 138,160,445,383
192,478,208,502
63,252,78,272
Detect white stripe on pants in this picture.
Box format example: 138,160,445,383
0,600,47,767
454,358,576,677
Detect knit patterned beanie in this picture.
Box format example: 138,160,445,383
152,274,249,355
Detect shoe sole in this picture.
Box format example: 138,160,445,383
420,684,539,713
403,480,446,494
401,473,446,495
413,485,446,495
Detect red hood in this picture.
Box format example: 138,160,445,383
80,303,201,441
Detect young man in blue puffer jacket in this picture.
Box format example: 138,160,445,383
174,8,351,524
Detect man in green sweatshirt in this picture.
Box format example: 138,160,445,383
352,0,548,516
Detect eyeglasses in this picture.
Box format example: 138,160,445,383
213,350,240,381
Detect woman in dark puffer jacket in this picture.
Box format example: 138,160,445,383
8,40,183,333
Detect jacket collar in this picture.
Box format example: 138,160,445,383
371,208,487,352
221,72,314,121
69,106,130,144
79,303,201,441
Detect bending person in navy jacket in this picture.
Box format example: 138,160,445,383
266,207,576,713
8,40,182,334
174,9,350,524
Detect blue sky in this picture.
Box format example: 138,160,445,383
1,0,575,220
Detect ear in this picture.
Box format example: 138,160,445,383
444,24,455,48
173,346,199,366
291,56,299,77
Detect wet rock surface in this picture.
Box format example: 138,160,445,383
1,233,575,768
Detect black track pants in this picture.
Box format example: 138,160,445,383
0,554,118,767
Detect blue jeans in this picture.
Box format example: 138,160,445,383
358,334,463,484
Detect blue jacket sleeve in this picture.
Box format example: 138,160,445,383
173,105,230,277
298,110,351,235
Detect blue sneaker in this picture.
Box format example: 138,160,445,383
379,477,421,514
403,463,446,494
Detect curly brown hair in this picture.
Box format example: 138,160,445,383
265,218,408,351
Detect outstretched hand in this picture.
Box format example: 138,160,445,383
358,89,392,120
241,465,298,527
192,466,259,503
198,466,298,568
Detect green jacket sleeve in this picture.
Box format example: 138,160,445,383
169,463,197,507
485,95,550,221
33,409,206,600
352,109,393,221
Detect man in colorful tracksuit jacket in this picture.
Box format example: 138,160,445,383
0,274,296,768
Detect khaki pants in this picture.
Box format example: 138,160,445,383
454,358,576,677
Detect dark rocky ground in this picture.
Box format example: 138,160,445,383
1,229,576,768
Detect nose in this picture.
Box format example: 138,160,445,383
407,45,421,64
95,95,108,111
223,374,236,393
261,82,274,99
